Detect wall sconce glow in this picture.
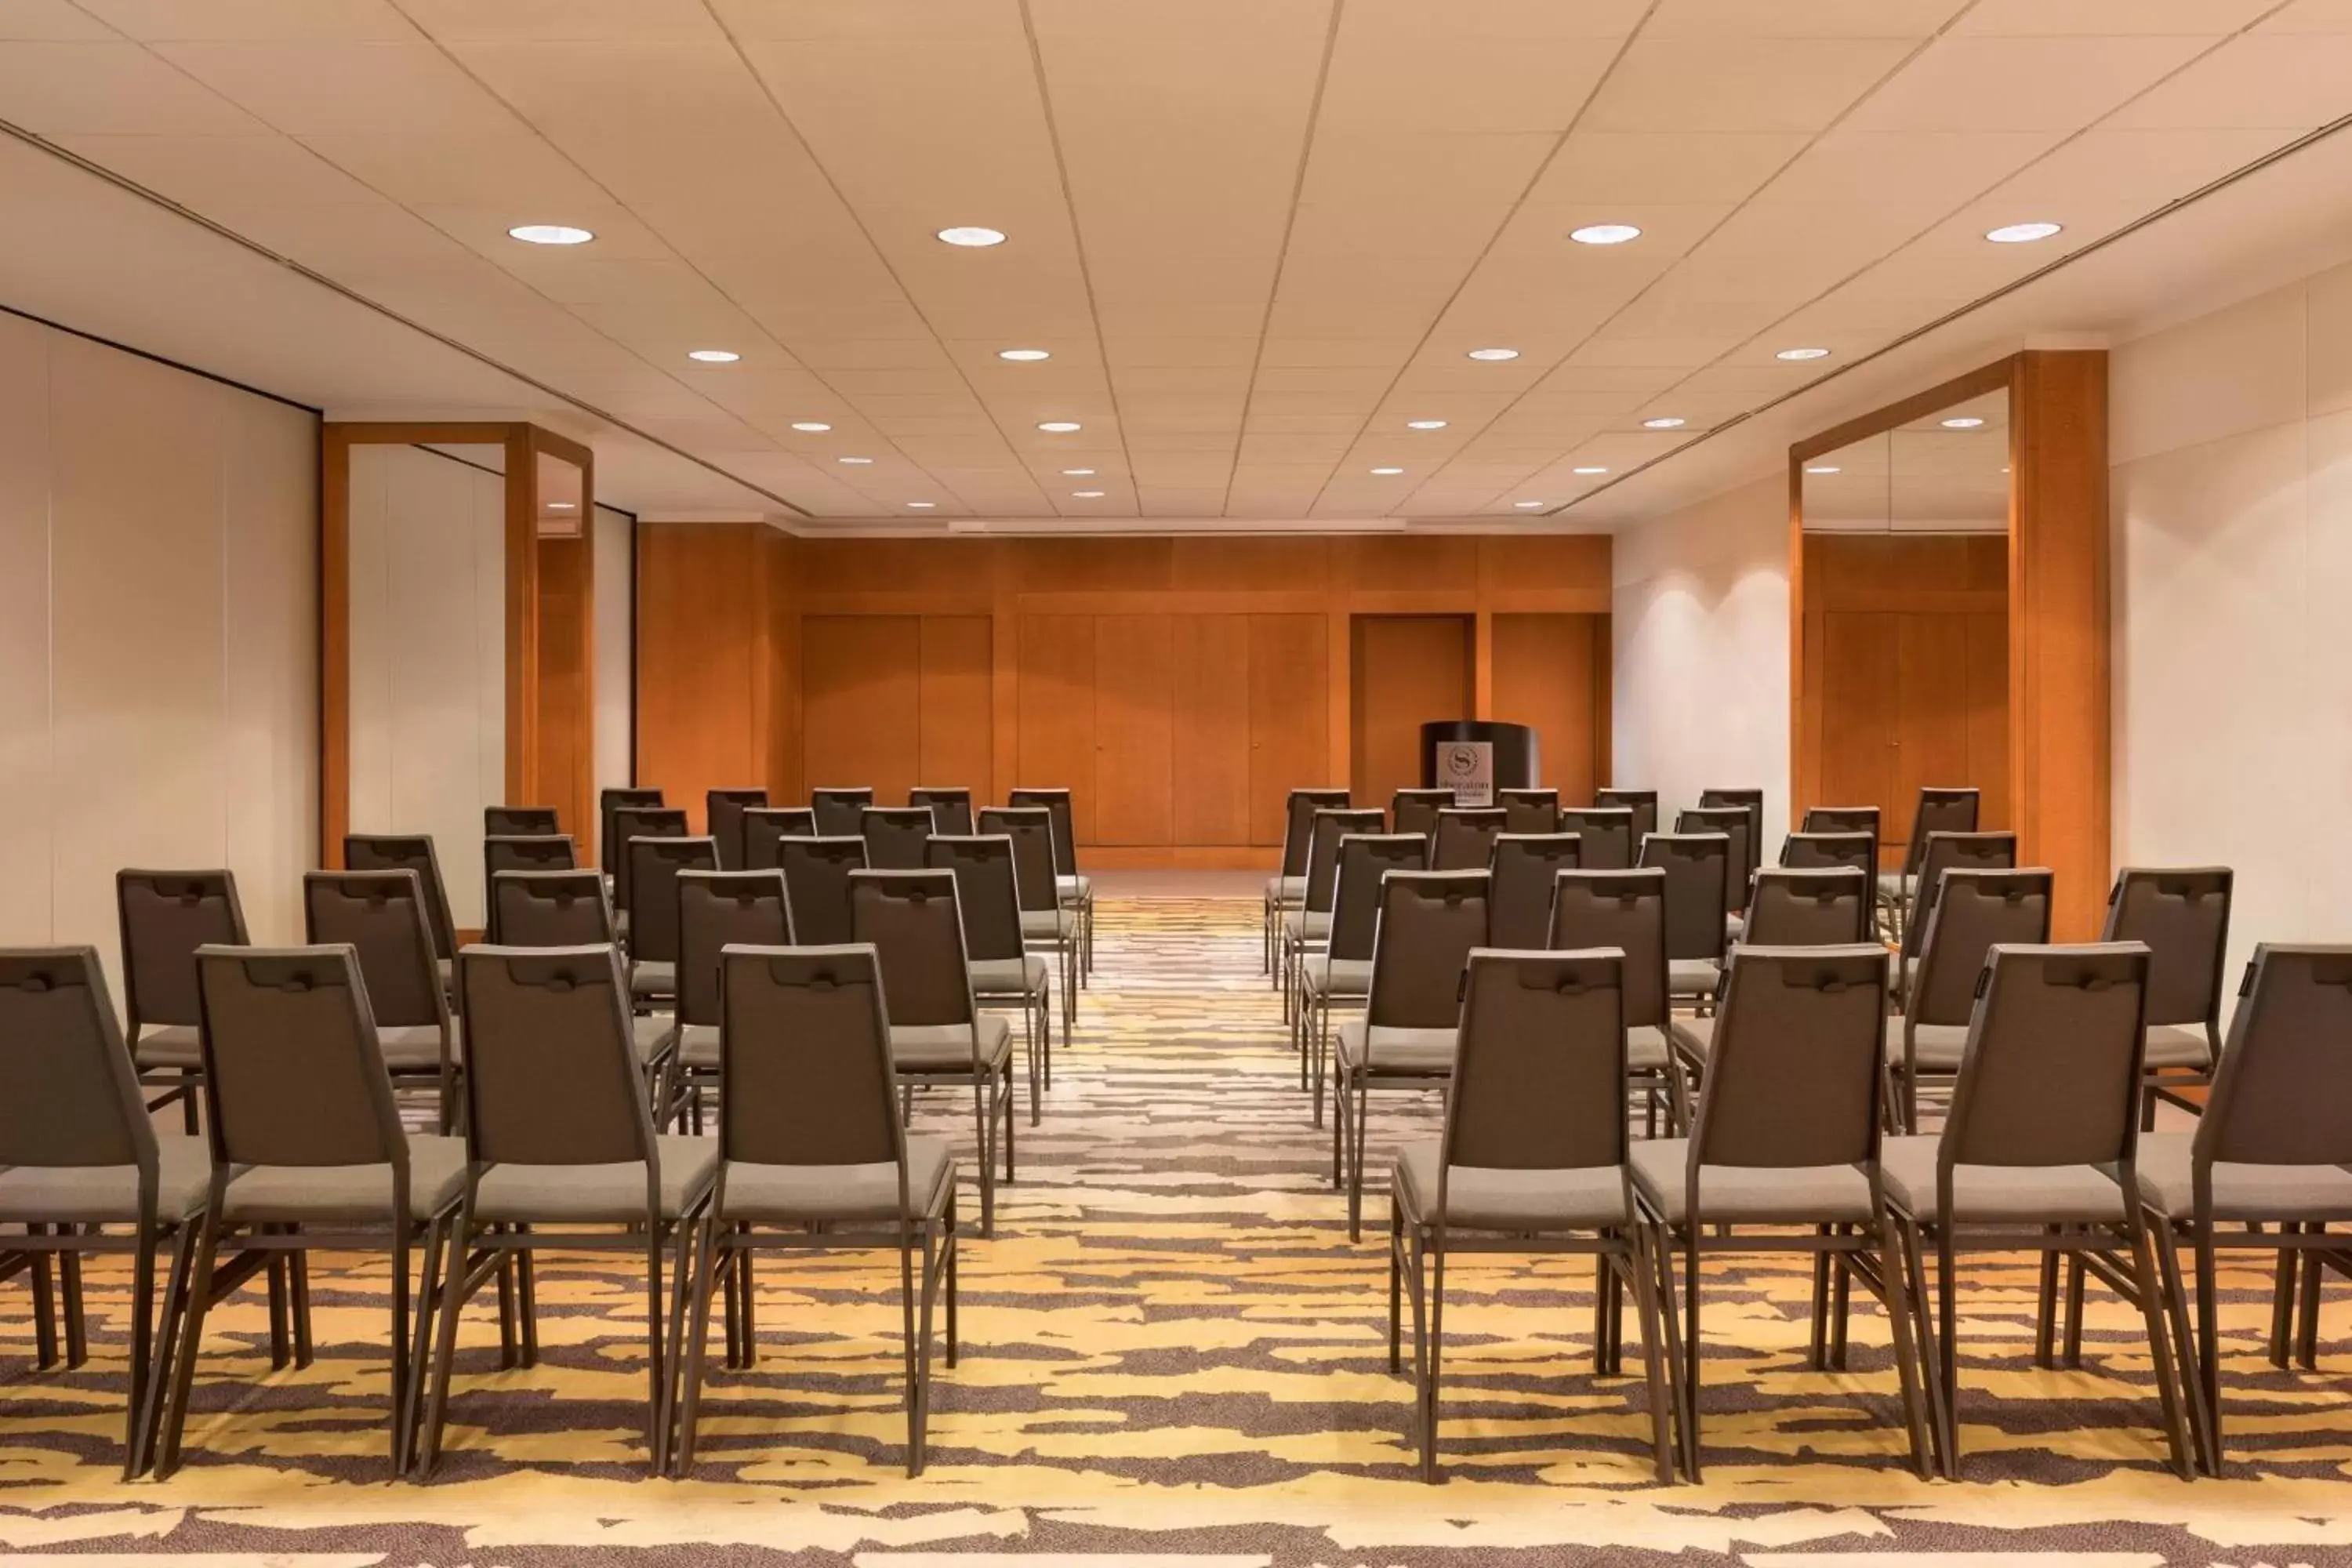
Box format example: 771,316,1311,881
838,456,873,464
937,226,1007,247
1515,500,1545,509
1985,221,2061,244
790,421,832,433
906,500,937,509
1405,419,1448,430
1062,468,1096,476
1570,223,1642,245
1941,416,1986,429
507,223,593,245
1642,416,1686,430
1466,347,1520,361
687,349,741,363
1776,347,1831,361
1573,466,1608,475
1072,490,1105,499
998,348,1051,361
1370,466,1405,476
1805,465,1841,474
1037,421,1082,433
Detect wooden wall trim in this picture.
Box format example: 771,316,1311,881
320,426,351,868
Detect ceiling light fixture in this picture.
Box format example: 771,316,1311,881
1062,467,1096,476
838,456,873,464
1467,347,1520,361
1985,220,2061,244
1037,420,1082,433
937,226,1007,247
1570,223,1642,245
1942,416,1986,429
1642,416,1687,430
906,500,937,509
1776,347,1831,361
790,421,832,433
1405,419,1448,430
1370,466,1404,476
507,223,593,245
1515,500,1545,509
546,502,575,510
998,348,1051,361
1573,466,1607,475
687,348,741,363
1806,465,1841,474
1072,490,1105,499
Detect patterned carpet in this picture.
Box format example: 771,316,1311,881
5,895,2352,1565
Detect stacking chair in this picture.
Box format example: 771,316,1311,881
1889,868,2053,1134
1881,942,2191,1481
1642,833,1730,1010
1388,949,1675,1485
2102,868,2233,1124
928,833,1052,1120
742,807,818,870
1560,806,1636,871
343,834,459,973
862,806,938,871
116,869,248,1131
1678,807,1751,936
1698,787,1765,891
0,948,209,1478
1265,788,1350,977
600,786,663,869
1279,808,1385,1020
1389,788,1454,846
485,806,558,836
1300,833,1428,1119
1882,788,1979,939
626,837,720,1011
851,870,1016,1236
1784,829,1878,887
483,835,575,931
706,788,769,870
1431,807,1507,871
673,945,959,1478
810,787,875,837
1486,833,1581,949
979,806,1077,1034
1009,787,1092,985
158,946,467,1480
1596,788,1658,845
1497,787,1560,834
2133,945,2352,1473
487,869,677,1079
1739,867,1871,947
304,871,462,1133
1630,944,1929,1481
779,836,868,947
1333,871,1489,1241
1896,831,2019,996
609,807,689,936
1548,869,1686,1136
909,786,975,836
418,945,717,1478
665,869,793,1131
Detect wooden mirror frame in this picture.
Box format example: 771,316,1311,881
321,421,597,867
1789,350,2110,937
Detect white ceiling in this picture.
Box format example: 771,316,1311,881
1,0,2350,528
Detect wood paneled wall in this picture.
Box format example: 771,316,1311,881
636,531,1611,867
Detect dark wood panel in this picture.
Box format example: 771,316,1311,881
1248,613,1328,845
636,522,767,833
1018,613,1097,842
1489,612,1602,806
1172,614,1250,846
801,615,921,805
1817,611,1899,840
1351,615,1472,811
1894,612,1972,836
917,615,993,794
1967,610,2010,831
1093,615,1174,845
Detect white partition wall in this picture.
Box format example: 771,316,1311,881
0,312,318,985
344,443,506,929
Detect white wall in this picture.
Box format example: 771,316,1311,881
345,443,505,928
593,501,633,862
1610,474,1791,856
0,312,318,986
2111,260,2352,982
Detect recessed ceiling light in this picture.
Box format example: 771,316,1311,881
937,226,1006,247
1986,221,2061,244
1642,416,1687,430
1776,347,1831,361
1942,416,1986,429
1570,223,1642,245
1370,466,1405,476
507,223,593,245
1062,467,1096,476
687,348,740,363
998,348,1051,361
1072,490,1105,499
1573,466,1608,475
546,501,575,510
1405,419,1449,430
1467,347,1520,361
838,456,873,465
1806,465,1841,474
906,500,937,509
790,421,832,433
1515,500,1545,509
1037,420,1082,433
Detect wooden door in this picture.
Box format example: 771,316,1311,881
916,615,993,793
1490,612,1602,804
802,615,921,804
1017,614,1097,842
1247,613,1328,845
1894,613,1972,848
1172,613,1250,845
1351,615,1472,811
1093,614,1174,845
1817,611,1899,845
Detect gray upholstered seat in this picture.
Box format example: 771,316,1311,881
1056,873,1091,901
1282,907,1331,942
2132,1131,2352,1222
132,1023,202,1069
1333,1021,1455,1074
1300,957,1372,997
377,1022,454,1071
1667,1014,1712,1058
1628,1023,1670,1071
671,1020,720,1069
890,1015,1013,1073
1876,871,1907,901
1020,909,1073,942
1885,1017,1972,1071
219,1133,469,1223
1393,1142,1632,1231
0,1136,211,1224
720,1135,956,1224
1628,1138,1875,1224
1879,1134,2125,1223
1668,956,1720,996
1265,874,1306,903
969,955,1048,993
630,959,676,1000
471,1135,719,1224
2141,1023,2214,1070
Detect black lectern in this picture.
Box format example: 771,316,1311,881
1420,720,1539,807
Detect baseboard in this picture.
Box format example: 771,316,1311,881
1080,845,1283,870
